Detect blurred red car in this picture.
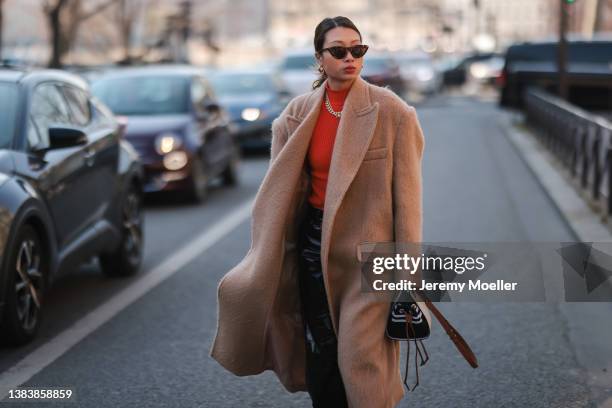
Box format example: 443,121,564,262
92,65,240,203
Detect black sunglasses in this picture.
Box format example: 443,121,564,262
320,44,369,59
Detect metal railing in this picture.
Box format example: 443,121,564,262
524,87,612,218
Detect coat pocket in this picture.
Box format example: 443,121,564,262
356,240,395,262
363,146,388,161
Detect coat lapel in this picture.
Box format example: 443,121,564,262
279,76,379,332
320,77,379,328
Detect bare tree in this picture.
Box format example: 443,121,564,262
594,0,608,32
115,0,145,63
43,0,120,68
44,0,67,68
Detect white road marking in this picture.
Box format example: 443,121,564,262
0,197,255,399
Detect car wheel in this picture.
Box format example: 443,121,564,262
221,146,240,187
0,224,46,346
99,184,144,277
187,155,209,203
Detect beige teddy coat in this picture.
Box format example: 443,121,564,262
210,75,427,408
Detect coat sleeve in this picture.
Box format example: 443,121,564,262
270,98,299,161
270,117,288,162
392,106,425,282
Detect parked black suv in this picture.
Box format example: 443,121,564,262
0,69,144,346
499,38,612,109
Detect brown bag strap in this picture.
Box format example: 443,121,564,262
417,293,479,368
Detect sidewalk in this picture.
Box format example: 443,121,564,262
497,109,612,408
498,109,612,242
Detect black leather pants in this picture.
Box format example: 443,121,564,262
297,202,349,408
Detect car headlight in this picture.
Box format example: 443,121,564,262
241,108,262,122
470,63,489,79
155,133,183,155
416,67,434,82
0,173,9,187
163,151,188,171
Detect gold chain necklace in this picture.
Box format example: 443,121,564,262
325,91,342,118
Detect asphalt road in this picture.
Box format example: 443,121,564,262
0,92,610,407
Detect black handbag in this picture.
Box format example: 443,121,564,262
387,289,479,392
386,290,431,391
386,293,431,341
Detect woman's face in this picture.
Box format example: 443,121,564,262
316,27,364,82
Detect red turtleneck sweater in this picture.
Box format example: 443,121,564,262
307,81,353,209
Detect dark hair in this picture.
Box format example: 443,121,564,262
312,16,362,90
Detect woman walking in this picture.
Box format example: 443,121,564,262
210,16,426,408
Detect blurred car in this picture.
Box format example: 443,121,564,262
252,59,281,71
361,52,405,96
441,52,501,86
437,54,467,86
396,51,442,95
468,54,504,85
499,38,612,109
0,68,144,345
278,49,318,97
208,68,292,150
91,65,240,202
63,64,117,84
